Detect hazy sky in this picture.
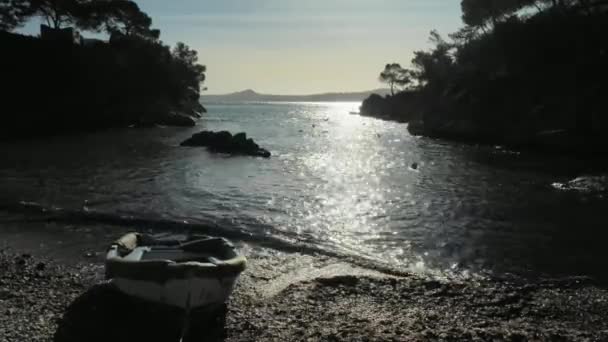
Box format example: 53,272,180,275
24,0,463,94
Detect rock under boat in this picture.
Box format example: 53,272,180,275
105,233,246,311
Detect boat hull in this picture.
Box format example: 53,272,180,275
111,275,239,309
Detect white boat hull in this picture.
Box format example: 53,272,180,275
111,275,239,309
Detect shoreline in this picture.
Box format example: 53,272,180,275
2,218,608,341
358,107,608,159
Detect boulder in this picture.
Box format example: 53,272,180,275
181,131,271,158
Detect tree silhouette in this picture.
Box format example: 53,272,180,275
0,0,32,31
459,0,576,29
171,42,207,99
1,0,159,40
379,63,412,96
409,31,454,88
27,0,84,29
80,0,159,40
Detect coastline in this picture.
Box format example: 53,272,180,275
358,8,608,157
358,101,608,158
2,216,608,341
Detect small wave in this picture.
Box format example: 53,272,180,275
0,201,449,279
492,145,521,155
552,175,608,194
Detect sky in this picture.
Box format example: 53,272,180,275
23,0,463,95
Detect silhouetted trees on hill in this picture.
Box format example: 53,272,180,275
0,0,158,38
361,0,608,153
0,1,206,139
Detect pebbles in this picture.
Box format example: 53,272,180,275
2,249,608,341
225,254,608,342
0,250,90,342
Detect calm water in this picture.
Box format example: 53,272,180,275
1,102,607,279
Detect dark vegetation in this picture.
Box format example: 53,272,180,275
361,0,608,153
0,0,206,140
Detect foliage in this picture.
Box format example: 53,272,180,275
410,31,455,88
367,0,608,151
0,30,208,138
379,63,412,96
171,42,207,100
0,0,160,40
0,0,32,31
459,0,606,30
460,0,526,27
79,0,160,39
0,0,208,139
27,0,84,29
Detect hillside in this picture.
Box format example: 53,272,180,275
200,89,391,102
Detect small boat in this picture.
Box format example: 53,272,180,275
105,233,246,311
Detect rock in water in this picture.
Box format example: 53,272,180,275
181,131,271,158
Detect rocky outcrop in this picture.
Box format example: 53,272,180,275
359,91,422,123
179,99,207,118
157,112,197,127
181,131,271,158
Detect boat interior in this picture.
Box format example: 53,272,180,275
120,238,237,265
122,246,215,262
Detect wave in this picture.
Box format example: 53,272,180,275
0,201,424,278
552,175,608,194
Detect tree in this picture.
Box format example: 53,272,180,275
460,0,526,27
0,0,33,31
379,63,412,96
448,25,479,45
80,0,159,40
27,0,84,29
410,31,455,88
18,0,159,40
171,42,206,98
460,0,567,29
173,42,200,67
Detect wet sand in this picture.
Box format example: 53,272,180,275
2,217,608,342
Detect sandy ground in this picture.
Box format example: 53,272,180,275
2,217,608,341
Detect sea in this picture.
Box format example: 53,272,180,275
1,101,607,280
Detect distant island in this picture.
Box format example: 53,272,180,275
200,89,391,103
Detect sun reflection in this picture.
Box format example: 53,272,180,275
289,101,402,261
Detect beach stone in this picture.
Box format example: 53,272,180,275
0,288,13,299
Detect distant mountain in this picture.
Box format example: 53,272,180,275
200,89,391,102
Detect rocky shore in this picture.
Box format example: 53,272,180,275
2,226,608,342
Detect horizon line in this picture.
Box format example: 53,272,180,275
201,87,389,96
